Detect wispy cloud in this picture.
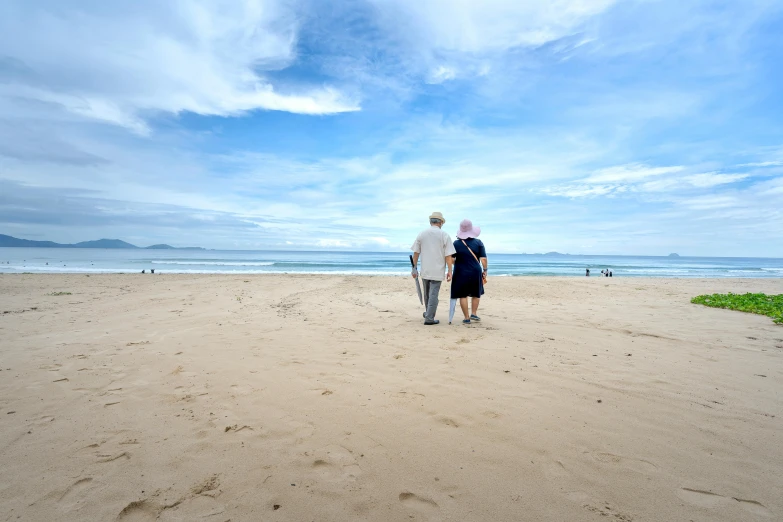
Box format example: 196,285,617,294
741,161,782,168
539,164,750,199
584,164,685,184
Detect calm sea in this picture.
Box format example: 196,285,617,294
1,247,782,278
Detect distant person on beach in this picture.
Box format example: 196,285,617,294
411,212,456,325
451,219,487,324
586,268,590,276
609,269,613,277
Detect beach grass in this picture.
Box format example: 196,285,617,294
691,293,783,324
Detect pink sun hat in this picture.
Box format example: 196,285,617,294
456,219,481,239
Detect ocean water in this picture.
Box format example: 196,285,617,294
1,247,782,278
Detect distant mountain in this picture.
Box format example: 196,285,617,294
144,244,204,250
668,253,680,257
0,234,64,248
74,239,138,249
0,234,204,250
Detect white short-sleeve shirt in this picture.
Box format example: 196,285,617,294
411,226,457,281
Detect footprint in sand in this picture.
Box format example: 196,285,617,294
677,488,773,517
432,414,460,428
399,492,439,512
117,500,161,521
589,452,658,474
58,477,94,508
97,451,129,463
309,445,362,483
191,474,221,496
543,459,571,479
583,503,633,521
31,415,56,427
117,475,223,521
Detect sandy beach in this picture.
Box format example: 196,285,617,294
1,274,781,521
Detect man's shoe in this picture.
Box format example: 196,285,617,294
424,319,440,325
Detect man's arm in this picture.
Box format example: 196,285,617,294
443,234,456,282
411,234,421,278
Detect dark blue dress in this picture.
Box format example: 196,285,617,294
451,238,486,299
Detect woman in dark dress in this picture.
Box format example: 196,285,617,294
451,219,487,324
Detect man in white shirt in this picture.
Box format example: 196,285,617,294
411,212,457,325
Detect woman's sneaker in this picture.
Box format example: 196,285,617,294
470,315,481,322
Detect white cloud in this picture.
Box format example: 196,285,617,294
540,184,615,198
585,164,684,183
684,173,748,188
0,0,358,134
540,164,751,199
740,161,782,167
427,65,457,84
366,0,616,81
679,195,739,210
371,0,616,53
317,239,352,248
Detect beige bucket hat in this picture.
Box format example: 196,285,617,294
429,212,446,224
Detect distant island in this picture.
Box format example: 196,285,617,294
668,253,680,257
0,234,204,250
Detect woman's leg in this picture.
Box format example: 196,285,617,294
471,297,480,316
459,298,469,319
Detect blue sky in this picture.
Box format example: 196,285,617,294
1,0,782,256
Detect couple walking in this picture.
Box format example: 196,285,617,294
411,212,487,325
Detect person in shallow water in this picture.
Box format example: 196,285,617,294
451,219,487,324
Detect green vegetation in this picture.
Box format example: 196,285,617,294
49,291,72,296
691,293,783,324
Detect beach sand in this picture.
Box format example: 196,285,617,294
1,274,781,521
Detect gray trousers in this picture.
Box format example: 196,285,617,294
422,279,442,321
